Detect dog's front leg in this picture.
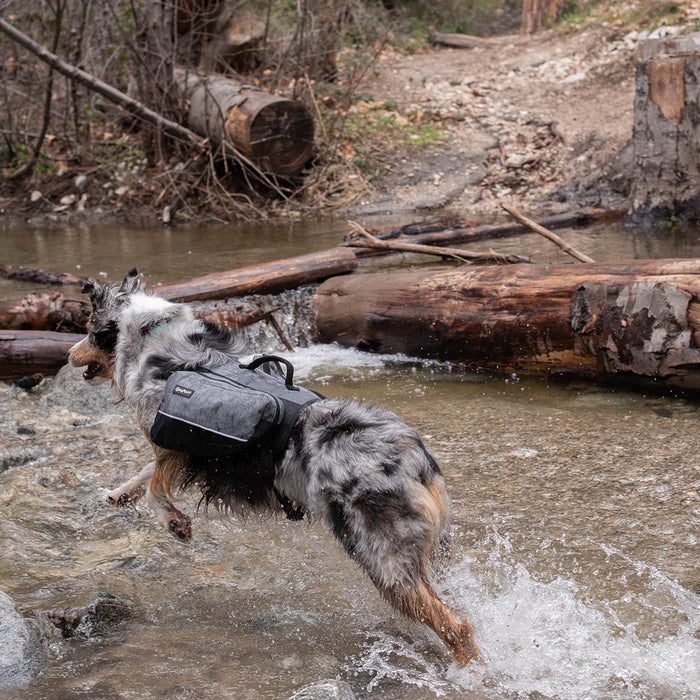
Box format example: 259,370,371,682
105,462,154,506
146,449,192,542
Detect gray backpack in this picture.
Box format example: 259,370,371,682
150,355,322,457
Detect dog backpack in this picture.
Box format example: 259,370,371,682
149,355,322,458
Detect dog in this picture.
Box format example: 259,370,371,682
68,268,481,666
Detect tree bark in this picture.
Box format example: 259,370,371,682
631,35,700,220
175,68,314,176
154,247,358,302
0,331,85,380
313,259,700,391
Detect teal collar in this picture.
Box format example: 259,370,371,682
141,321,179,351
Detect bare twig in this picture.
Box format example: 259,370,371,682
501,204,595,263
345,221,536,265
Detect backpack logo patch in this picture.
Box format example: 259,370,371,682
173,385,194,398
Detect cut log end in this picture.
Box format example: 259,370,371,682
226,98,314,176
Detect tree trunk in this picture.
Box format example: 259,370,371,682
520,0,562,36
0,331,85,380
155,247,357,302
631,35,700,220
313,260,700,391
175,68,314,176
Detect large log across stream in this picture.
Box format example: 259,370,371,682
313,259,700,391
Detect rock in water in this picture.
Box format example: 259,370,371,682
0,591,46,688
287,679,356,700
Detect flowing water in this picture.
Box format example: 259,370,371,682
0,219,698,699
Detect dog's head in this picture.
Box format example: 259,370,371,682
68,268,144,384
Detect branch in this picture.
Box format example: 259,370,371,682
501,204,596,263
0,16,202,147
345,221,537,265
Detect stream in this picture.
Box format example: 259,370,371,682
0,218,698,699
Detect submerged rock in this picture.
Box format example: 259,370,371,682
0,590,46,688
37,591,132,639
287,679,356,700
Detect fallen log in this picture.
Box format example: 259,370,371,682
0,293,90,332
0,265,86,286
346,220,536,264
313,259,700,391
154,247,358,302
0,292,288,336
428,27,506,49
0,330,84,379
175,68,314,176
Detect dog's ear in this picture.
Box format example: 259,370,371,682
81,278,108,307
119,268,144,295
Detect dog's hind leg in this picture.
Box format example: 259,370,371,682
105,462,154,506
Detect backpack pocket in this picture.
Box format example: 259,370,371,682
150,370,283,456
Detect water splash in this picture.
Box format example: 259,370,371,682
353,531,699,699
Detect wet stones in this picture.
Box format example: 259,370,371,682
0,590,46,688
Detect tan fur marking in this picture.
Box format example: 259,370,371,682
384,580,481,667
68,336,113,379
147,439,189,500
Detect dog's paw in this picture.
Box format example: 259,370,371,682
106,491,135,506
167,512,192,542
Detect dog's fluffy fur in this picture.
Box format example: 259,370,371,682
68,269,480,666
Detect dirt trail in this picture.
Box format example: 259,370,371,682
349,24,637,220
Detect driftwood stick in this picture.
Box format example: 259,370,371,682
345,221,536,265
501,204,595,263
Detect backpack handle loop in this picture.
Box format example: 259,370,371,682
241,355,297,389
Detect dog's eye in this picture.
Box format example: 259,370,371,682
93,322,118,352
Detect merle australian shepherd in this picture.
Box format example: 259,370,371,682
68,268,480,666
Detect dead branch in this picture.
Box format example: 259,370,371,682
344,221,537,265
501,204,595,263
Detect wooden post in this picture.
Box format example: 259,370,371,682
631,34,700,219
